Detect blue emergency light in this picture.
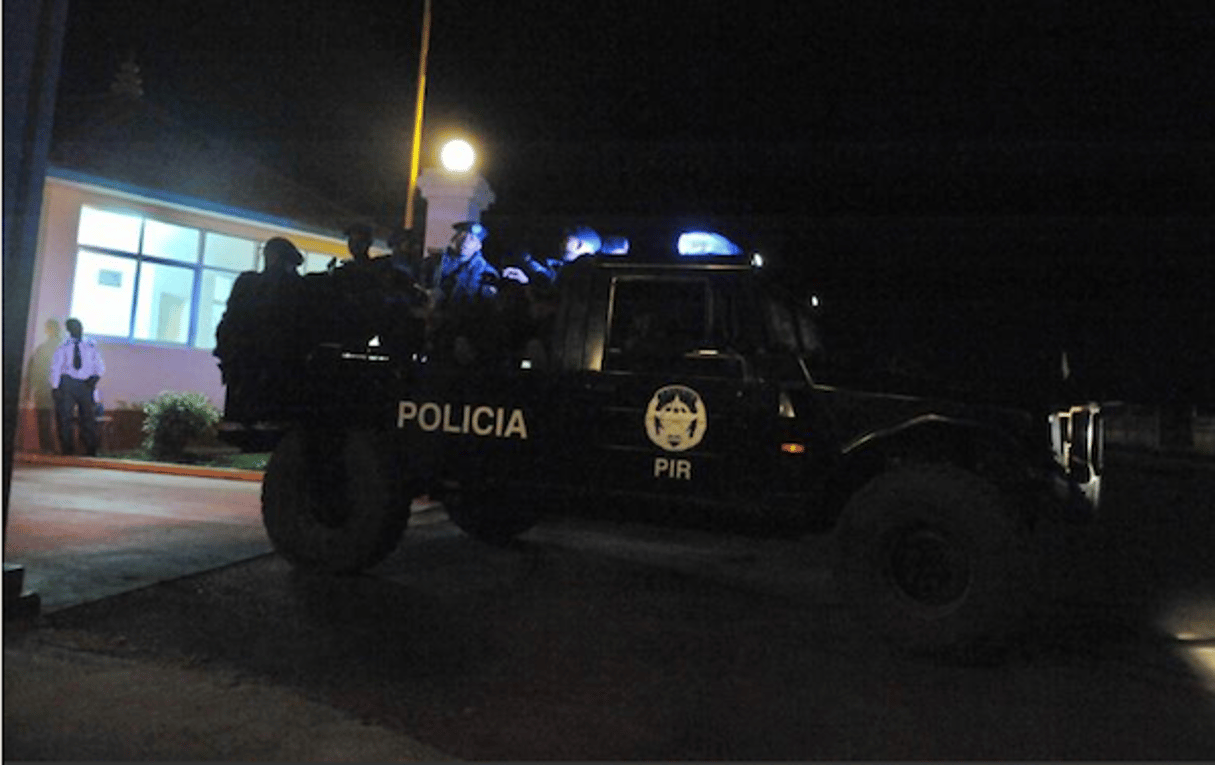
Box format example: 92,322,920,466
676,231,742,256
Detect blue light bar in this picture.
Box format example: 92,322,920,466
677,231,742,256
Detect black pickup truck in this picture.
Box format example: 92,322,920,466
219,230,1103,655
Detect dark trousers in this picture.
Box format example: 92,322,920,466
55,376,98,455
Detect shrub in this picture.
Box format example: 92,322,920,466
141,391,221,461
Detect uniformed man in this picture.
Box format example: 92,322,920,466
49,317,105,456
501,224,601,288
324,222,387,348
214,236,309,422
326,222,373,273
437,221,498,306
433,222,498,365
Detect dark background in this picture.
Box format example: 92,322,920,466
51,0,1215,403
53,1,1215,214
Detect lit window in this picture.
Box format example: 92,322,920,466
203,232,256,271
70,205,261,350
195,271,236,351
77,207,141,251
70,250,137,337
133,261,195,344
194,232,259,350
142,220,200,264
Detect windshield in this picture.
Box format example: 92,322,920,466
764,295,823,359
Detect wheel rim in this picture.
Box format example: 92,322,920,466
886,525,972,607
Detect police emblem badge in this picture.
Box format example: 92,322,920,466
644,385,707,452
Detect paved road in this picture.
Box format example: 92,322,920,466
6,452,1215,760
5,463,268,612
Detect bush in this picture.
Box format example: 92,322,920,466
141,391,221,461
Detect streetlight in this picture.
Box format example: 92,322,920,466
402,0,495,251
439,139,475,173
417,136,495,257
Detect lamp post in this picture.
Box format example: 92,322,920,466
417,137,495,256
401,0,495,256
403,0,432,231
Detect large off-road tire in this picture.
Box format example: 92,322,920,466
442,482,538,546
835,463,1036,658
262,428,409,573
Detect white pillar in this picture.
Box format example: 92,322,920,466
417,170,495,255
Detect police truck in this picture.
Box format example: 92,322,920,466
219,229,1103,657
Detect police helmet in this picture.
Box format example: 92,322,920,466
264,237,304,267
452,221,488,241
601,235,630,254
565,225,602,255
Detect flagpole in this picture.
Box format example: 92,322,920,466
404,0,432,230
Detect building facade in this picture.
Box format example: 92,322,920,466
17,78,496,455
17,170,350,453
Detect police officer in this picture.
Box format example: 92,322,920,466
431,222,498,365
49,317,105,455
437,221,498,306
501,224,601,288
325,222,386,348
326,222,374,273
214,237,308,422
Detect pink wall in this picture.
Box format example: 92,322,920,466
92,341,224,411
15,176,343,453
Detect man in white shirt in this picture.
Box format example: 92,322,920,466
48,317,106,456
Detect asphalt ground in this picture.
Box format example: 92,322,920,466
4,455,453,761
4,449,1215,760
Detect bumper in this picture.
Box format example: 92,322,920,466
1047,402,1104,519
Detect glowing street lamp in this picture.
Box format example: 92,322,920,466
440,139,476,173
417,136,495,256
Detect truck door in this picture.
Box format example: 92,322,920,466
575,272,776,525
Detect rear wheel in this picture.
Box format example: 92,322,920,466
262,428,409,573
835,463,1036,658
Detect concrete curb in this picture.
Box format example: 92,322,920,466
15,452,264,482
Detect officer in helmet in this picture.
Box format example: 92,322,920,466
437,221,498,306
429,221,499,365
214,236,309,422
323,221,387,348
502,224,601,288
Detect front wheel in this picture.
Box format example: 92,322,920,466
262,428,409,573
834,463,1036,658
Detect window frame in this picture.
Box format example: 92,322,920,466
603,275,716,371
69,204,261,350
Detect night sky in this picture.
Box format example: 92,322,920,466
52,0,1215,402
54,2,1215,213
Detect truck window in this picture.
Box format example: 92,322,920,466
605,277,711,370
765,299,823,359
